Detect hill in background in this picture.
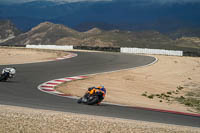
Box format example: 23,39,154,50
0,20,21,43
1,21,200,53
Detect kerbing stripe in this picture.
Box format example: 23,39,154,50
40,85,54,88
56,53,78,60
46,82,60,85
64,77,76,80
57,58,65,60
54,79,67,82
41,89,55,92
38,76,87,96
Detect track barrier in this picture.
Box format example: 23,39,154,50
26,45,73,50
121,47,183,56
16,44,200,57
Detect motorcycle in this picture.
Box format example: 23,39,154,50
77,88,104,105
0,67,16,82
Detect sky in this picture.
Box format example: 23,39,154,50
1,0,200,4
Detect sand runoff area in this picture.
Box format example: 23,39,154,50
0,47,68,65
0,47,200,132
57,52,200,114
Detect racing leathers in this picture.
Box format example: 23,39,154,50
87,86,106,104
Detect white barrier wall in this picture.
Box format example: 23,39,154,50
120,47,183,56
26,45,73,50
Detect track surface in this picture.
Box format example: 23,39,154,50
0,51,200,127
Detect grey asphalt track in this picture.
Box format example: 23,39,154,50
0,51,200,127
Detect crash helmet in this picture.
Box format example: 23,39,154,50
9,67,16,75
2,67,16,78
98,85,106,94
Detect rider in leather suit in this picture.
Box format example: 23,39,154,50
87,85,106,104
0,67,16,81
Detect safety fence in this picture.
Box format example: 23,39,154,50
120,47,183,56
2,44,199,57
26,45,73,50
73,46,120,52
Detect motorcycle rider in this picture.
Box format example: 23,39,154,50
87,85,106,104
0,67,16,81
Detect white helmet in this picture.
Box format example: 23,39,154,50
2,67,16,78
9,68,16,75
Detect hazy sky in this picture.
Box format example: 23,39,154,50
1,0,200,4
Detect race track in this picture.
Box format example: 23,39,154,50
0,51,200,127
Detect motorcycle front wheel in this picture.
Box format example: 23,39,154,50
87,95,99,105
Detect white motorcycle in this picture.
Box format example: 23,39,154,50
0,67,16,82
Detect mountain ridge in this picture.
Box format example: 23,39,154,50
1,21,199,52
0,20,21,43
